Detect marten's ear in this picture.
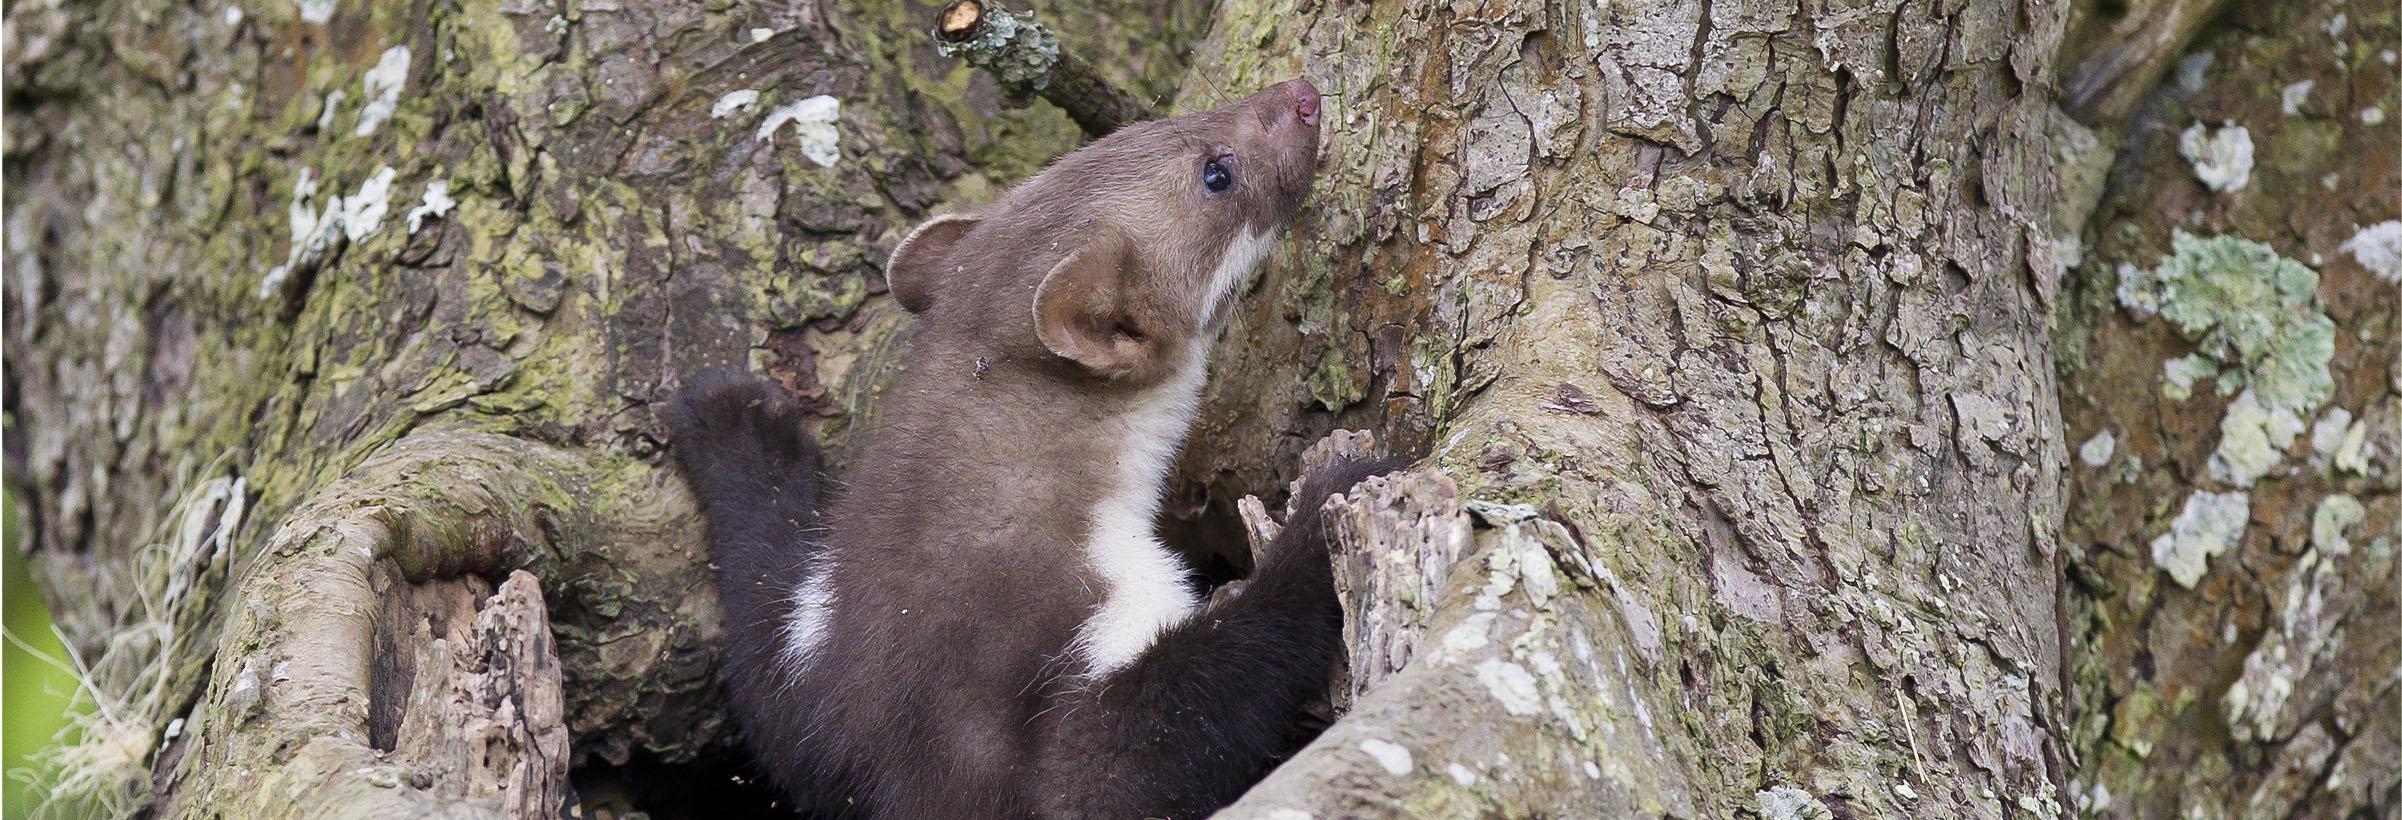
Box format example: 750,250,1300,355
885,213,979,313
1033,229,1163,380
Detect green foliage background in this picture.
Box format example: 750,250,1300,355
5,483,81,817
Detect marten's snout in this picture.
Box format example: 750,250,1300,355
1259,79,1320,130
1231,78,1324,227
1291,80,1320,126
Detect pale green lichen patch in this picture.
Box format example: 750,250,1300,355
298,0,337,25
258,165,404,301
2310,494,2365,554
339,166,399,242
2014,785,2065,819
2116,231,2335,487
2212,389,2309,488
2281,80,2315,115
2340,220,2402,282
1475,658,1542,716
2079,430,2117,467
1305,345,1362,412
355,45,411,137
711,89,761,119
2309,407,2355,462
2161,354,2221,401
934,9,1061,94
2330,417,2375,476
405,179,454,235
756,95,843,167
1356,738,1416,776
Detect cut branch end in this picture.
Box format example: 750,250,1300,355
936,0,986,43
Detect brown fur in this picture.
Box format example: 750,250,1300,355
672,80,1387,819
887,80,1320,386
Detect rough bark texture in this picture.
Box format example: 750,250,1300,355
1187,0,2080,816
2052,2,2400,817
3,0,2394,818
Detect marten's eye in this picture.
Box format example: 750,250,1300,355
1201,156,1234,194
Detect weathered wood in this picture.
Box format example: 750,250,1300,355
386,572,572,818
161,431,609,817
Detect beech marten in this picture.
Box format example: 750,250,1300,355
670,79,1398,819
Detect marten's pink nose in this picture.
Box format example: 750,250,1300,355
1291,80,1319,126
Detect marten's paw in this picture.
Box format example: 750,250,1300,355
1289,457,1409,522
1246,455,1411,589
668,369,821,486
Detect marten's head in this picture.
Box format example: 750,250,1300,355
885,79,1323,385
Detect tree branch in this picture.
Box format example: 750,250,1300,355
932,0,1156,137
1224,441,1700,817
2062,0,2236,125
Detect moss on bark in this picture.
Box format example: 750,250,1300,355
5,0,2394,816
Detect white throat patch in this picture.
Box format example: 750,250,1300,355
1200,225,1278,328
1070,354,1207,676
1070,228,1281,677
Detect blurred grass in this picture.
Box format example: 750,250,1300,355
5,483,86,818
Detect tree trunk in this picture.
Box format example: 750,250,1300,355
2,0,2391,819
1200,0,2081,815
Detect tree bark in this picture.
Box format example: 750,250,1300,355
3,0,2392,819
1194,0,2080,816
2051,2,2400,816
4,0,1210,813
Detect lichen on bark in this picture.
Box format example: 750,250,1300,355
4,0,1206,811
5,0,2396,817
2054,0,2400,816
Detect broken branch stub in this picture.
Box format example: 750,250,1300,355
932,0,1156,137
387,571,571,816
164,430,668,818
1222,432,1699,818
1240,431,1474,711
1323,468,1472,710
